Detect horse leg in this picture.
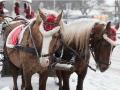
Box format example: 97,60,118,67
13,74,18,90
76,68,88,90
23,70,33,90
39,70,48,90
9,62,19,90
24,74,32,90
21,70,25,90
62,71,71,90
56,71,63,90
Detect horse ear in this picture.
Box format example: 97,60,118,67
56,10,63,23
115,22,120,30
106,21,111,30
93,23,105,33
36,11,42,24
39,9,46,21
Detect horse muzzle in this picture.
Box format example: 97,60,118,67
98,63,109,72
39,57,50,67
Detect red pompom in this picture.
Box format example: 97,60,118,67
108,28,116,41
43,14,57,31
46,14,56,22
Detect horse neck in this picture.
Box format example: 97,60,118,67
60,20,94,51
30,21,43,49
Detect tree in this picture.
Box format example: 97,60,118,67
115,0,120,20
97,0,105,5
78,0,105,15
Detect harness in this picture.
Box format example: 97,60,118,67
54,24,112,72
14,21,61,60
55,32,96,71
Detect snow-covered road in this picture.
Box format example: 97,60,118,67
0,46,120,90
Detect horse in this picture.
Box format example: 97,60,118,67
54,19,119,90
3,9,62,90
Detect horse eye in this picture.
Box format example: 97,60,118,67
53,35,57,38
103,41,110,47
53,33,60,38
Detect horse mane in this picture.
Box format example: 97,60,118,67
60,18,106,50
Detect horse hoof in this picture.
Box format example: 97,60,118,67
21,87,25,90
13,88,18,90
21,88,25,90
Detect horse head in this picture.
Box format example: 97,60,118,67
36,9,62,67
90,21,119,72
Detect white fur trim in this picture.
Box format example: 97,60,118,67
39,21,60,67
9,21,21,25
39,36,52,67
6,44,15,48
103,34,116,46
18,25,27,44
41,36,52,56
39,22,60,37
28,3,32,15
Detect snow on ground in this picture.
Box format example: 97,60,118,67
0,46,120,90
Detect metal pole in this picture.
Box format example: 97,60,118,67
115,0,117,21
54,0,56,10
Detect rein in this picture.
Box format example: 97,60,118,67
26,22,61,59
28,24,39,58
59,32,96,71
14,45,52,58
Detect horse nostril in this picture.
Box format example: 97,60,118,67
40,58,50,67
100,65,108,72
46,59,49,64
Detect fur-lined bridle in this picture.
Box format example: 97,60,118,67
89,26,112,66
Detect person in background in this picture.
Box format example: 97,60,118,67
14,2,20,16
24,2,34,19
0,1,4,17
23,2,27,14
0,1,5,32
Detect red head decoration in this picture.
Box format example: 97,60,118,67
106,22,117,41
43,14,57,31
39,9,63,31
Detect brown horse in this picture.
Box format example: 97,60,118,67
3,9,62,90
54,19,119,90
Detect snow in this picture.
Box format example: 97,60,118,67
1,87,10,90
0,46,120,90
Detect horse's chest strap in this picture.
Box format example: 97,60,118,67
15,45,40,56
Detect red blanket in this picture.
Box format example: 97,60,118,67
7,24,24,45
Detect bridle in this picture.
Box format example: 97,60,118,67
4,17,61,61
55,23,112,71
89,26,112,66
27,21,61,59
54,30,97,71
43,21,59,27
